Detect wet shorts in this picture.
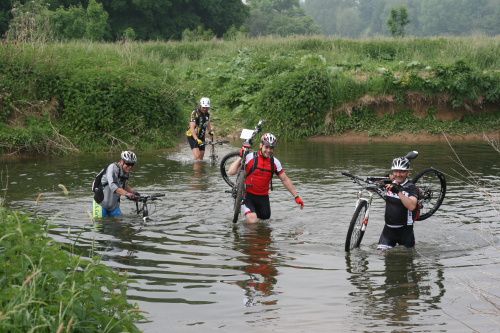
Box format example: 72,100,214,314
377,224,415,250
187,136,205,150
242,192,271,220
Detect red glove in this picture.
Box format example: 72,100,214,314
295,195,304,208
240,143,251,157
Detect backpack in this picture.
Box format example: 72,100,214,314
248,154,276,191
92,165,108,204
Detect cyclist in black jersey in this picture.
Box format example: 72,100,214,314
378,156,418,250
186,97,214,160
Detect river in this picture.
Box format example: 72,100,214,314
2,139,499,333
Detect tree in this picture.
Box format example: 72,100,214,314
245,0,320,36
84,0,108,40
387,6,409,37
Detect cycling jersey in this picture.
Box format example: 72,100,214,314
99,163,130,212
384,179,418,227
186,108,210,140
244,151,283,196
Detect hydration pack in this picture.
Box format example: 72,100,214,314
91,165,108,204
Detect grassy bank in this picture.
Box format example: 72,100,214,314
0,207,144,332
0,36,499,154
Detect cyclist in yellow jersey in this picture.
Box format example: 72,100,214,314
186,97,213,160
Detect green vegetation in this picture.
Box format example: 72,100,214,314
0,36,499,155
0,207,144,332
305,0,500,37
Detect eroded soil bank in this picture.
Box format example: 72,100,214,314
308,131,500,144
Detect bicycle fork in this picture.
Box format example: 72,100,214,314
356,191,373,232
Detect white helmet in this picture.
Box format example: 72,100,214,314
121,150,137,164
200,97,211,108
391,157,410,170
261,133,277,147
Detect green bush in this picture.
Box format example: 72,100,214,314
254,67,333,138
0,208,144,332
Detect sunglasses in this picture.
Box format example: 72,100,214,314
124,162,135,167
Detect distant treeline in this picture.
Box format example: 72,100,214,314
304,0,500,37
0,0,320,41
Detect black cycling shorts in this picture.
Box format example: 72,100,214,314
243,192,271,220
187,136,205,151
378,224,415,249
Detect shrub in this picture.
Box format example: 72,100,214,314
254,67,333,138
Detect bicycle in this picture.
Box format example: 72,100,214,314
132,193,165,222
342,151,446,252
220,120,264,223
203,134,229,165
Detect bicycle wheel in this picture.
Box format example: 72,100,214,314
412,168,446,221
220,151,240,188
232,170,245,223
345,200,368,252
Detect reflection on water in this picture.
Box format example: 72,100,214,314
1,141,499,332
346,249,445,330
233,223,279,308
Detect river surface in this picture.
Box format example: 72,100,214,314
2,140,499,333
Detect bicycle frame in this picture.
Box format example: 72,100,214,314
204,135,229,164
134,193,165,222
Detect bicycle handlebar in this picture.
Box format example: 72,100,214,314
341,172,387,199
137,193,165,202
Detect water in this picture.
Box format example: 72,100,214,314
2,140,499,332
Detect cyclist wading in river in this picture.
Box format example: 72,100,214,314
186,97,214,160
92,151,140,218
228,133,304,223
378,156,418,250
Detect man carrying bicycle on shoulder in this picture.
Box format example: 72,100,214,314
378,156,418,250
228,133,304,223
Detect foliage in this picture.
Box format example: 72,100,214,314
0,207,144,332
0,36,499,154
304,0,500,37
83,0,109,40
244,0,320,37
387,6,409,37
182,25,215,42
6,0,53,42
328,107,500,136
0,42,183,152
254,65,333,138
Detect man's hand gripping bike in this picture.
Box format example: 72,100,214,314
219,120,264,223
342,151,446,252
132,193,165,222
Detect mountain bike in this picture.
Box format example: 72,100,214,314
203,134,229,165
342,151,446,252
133,193,165,222
220,120,264,223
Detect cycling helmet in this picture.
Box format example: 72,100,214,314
261,133,277,147
121,150,137,164
391,157,410,170
200,97,211,108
